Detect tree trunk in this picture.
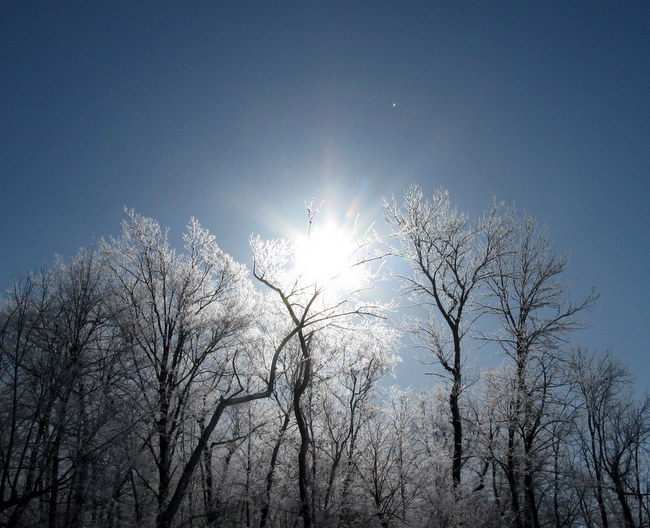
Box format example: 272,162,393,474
611,467,636,528
523,469,540,528
294,356,313,528
506,424,523,528
259,409,290,528
451,330,463,490
48,433,62,528
198,419,218,526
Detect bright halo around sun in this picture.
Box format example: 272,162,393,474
293,222,367,291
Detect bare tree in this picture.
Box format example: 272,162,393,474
0,249,130,527
101,211,257,528
571,349,650,528
258,385,293,528
481,215,596,528
384,183,509,490
353,388,425,528
318,324,398,526
250,206,387,528
4,193,649,528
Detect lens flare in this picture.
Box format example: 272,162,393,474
294,223,366,291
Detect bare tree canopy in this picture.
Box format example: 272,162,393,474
1,197,646,528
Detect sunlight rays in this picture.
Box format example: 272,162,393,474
293,221,367,291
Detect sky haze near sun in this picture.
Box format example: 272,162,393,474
1,2,649,389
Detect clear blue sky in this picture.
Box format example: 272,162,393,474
2,2,648,390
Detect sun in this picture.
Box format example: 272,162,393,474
293,222,366,290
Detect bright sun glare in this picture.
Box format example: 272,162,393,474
294,223,366,290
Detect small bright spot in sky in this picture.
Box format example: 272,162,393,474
392,102,397,107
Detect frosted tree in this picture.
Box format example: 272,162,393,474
384,184,509,490
353,388,424,528
251,206,388,528
570,349,650,528
0,249,130,527
318,323,399,526
101,211,257,528
481,215,595,528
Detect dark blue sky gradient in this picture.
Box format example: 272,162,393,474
2,2,648,388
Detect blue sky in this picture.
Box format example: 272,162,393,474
2,2,649,390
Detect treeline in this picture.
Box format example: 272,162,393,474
1,186,647,528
